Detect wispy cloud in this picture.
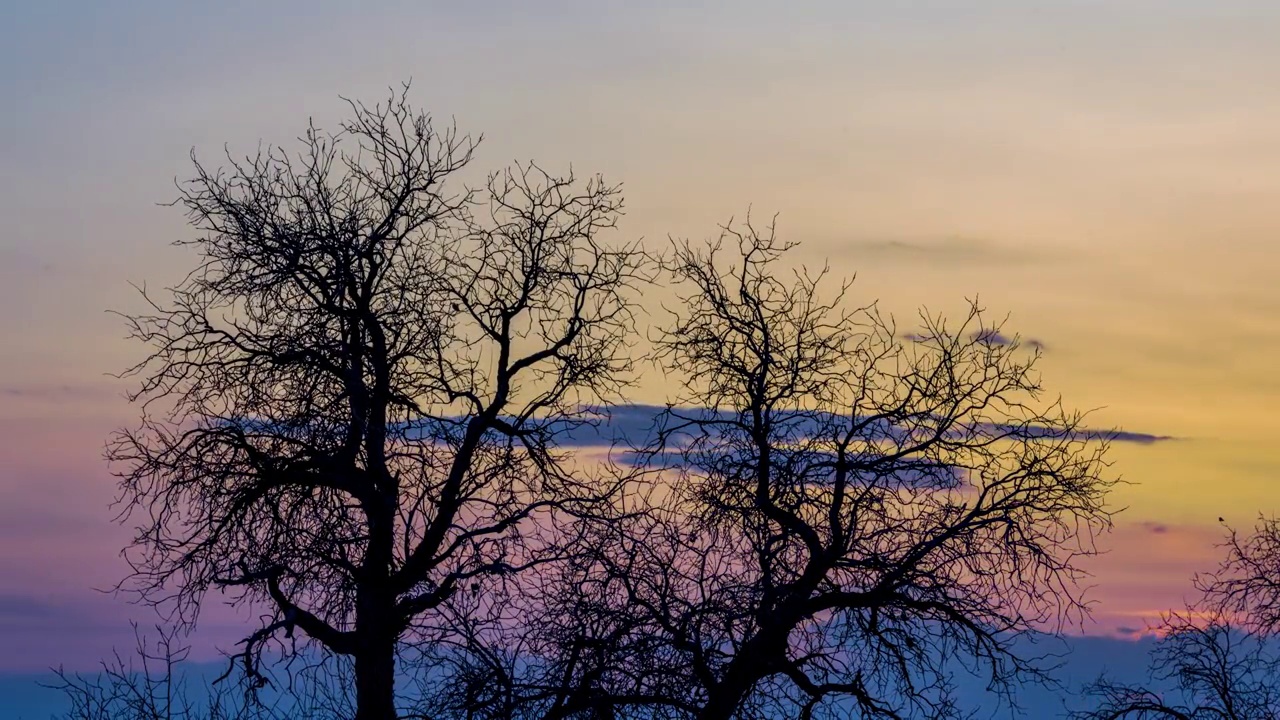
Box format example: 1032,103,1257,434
842,237,1037,265
1104,430,1175,444
0,248,56,277
0,383,123,403
969,328,1048,351
0,593,69,622
518,404,1174,449
902,329,1049,351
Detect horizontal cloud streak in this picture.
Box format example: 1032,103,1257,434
512,403,1174,449
903,329,1048,351
842,237,1036,265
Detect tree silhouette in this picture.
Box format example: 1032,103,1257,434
1075,614,1279,720
1206,517,1280,637
107,85,648,720
47,624,283,720
1076,519,1280,720
434,217,1117,720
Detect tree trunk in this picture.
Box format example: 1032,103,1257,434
699,678,753,720
356,485,399,720
697,629,785,720
354,630,398,720
354,543,398,720
698,657,763,720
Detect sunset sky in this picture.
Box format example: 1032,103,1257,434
3,1,1280,715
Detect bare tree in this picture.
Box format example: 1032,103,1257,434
1076,519,1280,720
1074,613,1280,720
47,625,280,720
47,624,362,720
435,216,1117,720
1205,517,1280,636
109,85,649,720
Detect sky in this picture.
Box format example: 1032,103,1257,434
3,0,1280,715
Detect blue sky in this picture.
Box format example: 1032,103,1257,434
0,633,1175,719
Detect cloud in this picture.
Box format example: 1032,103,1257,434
0,248,56,277
0,593,68,622
969,328,1048,351
902,329,1049,351
520,404,1174,450
971,329,1013,346
0,593,127,635
0,593,139,673
0,383,122,401
1102,429,1174,445
253,405,1174,462
0,504,108,543
841,237,1036,265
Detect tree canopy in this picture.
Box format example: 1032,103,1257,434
85,87,1120,720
